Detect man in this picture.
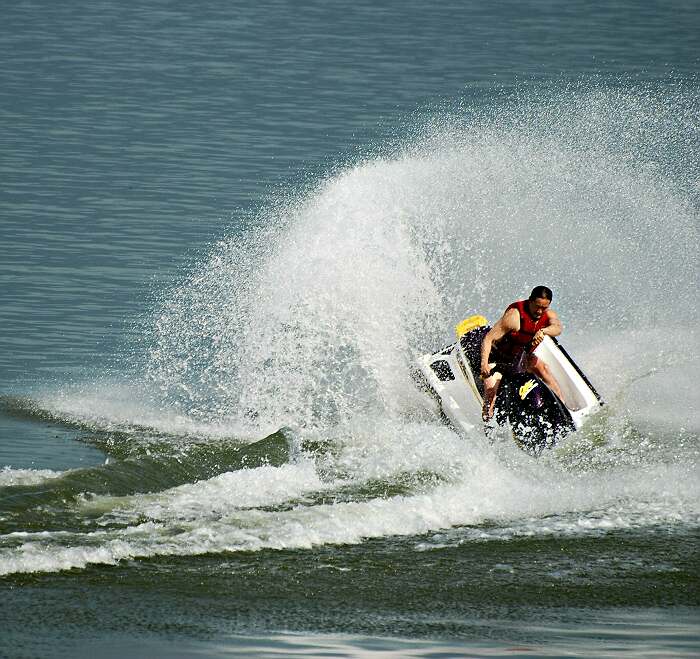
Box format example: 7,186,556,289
479,286,564,421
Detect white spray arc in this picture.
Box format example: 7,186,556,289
142,85,698,438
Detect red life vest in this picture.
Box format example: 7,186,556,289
496,299,550,358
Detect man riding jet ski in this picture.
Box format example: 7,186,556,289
480,286,563,423
415,286,603,456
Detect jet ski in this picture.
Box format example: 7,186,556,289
415,315,604,456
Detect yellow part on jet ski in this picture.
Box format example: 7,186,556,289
455,315,489,338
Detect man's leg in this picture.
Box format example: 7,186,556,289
526,356,565,403
482,369,502,421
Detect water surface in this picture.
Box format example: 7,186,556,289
1,1,698,657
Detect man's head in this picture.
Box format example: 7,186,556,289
528,286,553,319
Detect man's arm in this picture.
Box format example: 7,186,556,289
531,309,562,347
480,308,519,379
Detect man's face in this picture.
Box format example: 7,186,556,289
528,297,551,319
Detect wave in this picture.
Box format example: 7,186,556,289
0,467,63,488
1,439,697,575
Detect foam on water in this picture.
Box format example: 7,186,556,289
1,431,697,575
80,460,328,524
33,381,244,439
0,466,63,487
10,83,699,575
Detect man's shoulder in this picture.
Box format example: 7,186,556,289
501,306,520,328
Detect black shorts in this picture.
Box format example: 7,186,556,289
488,347,533,376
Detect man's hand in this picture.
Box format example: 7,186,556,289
531,329,546,347
480,364,492,380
